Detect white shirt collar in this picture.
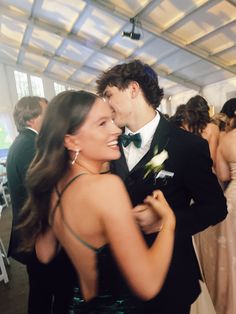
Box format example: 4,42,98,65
25,127,38,134
124,111,160,148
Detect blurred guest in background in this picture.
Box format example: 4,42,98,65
183,95,219,167
211,112,229,142
7,96,76,314
220,98,236,129
200,116,236,314
169,104,186,128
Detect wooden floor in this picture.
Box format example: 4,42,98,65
0,206,28,314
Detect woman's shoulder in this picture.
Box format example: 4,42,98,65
72,172,124,194
83,174,130,214
221,129,236,146
202,122,219,140
205,122,219,134
89,173,125,192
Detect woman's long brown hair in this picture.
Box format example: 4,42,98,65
18,90,98,252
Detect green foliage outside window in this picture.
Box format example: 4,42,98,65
0,125,12,149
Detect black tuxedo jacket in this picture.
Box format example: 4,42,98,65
111,114,227,307
6,128,37,263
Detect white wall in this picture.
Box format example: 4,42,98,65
167,77,236,116
202,78,236,110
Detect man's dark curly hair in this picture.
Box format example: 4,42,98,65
96,60,164,109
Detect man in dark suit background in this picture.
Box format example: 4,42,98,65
7,96,76,314
97,60,227,314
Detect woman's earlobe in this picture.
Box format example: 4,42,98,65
64,134,79,151
64,134,71,150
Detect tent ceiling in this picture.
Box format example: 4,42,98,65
0,0,236,96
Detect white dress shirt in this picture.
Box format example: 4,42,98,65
26,127,38,134
123,112,160,171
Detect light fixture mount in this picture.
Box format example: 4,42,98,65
122,17,141,40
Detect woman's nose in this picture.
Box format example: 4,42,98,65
111,120,122,135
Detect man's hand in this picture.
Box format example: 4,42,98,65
133,204,163,234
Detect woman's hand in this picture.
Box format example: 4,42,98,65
144,190,175,231
133,204,163,234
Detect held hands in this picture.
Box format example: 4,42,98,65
133,190,175,234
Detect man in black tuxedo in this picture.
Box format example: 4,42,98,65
97,60,227,314
7,96,76,313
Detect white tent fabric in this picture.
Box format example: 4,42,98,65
0,0,235,97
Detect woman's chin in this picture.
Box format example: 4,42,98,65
109,150,121,160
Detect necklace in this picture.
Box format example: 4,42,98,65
74,160,99,175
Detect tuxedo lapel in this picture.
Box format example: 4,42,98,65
149,112,171,154
130,113,171,175
112,144,129,181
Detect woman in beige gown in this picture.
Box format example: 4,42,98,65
193,118,236,314
214,118,236,314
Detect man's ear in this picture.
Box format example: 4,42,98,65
26,118,34,128
129,81,140,99
64,134,80,151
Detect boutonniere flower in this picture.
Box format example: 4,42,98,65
144,146,169,179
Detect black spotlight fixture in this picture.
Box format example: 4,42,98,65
122,18,141,40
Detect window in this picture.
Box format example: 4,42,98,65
30,75,44,97
66,85,75,91
0,124,12,149
0,113,14,161
14,71,29,99
54,82,66,95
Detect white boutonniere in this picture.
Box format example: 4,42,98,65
144,146,169,179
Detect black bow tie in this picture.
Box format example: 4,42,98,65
120,133,142,148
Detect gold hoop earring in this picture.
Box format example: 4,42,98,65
71,149,79,165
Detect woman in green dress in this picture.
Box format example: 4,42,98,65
19,90,175,313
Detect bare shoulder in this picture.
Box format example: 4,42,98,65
208,122,219,132
221,129,236,148
90,173,126,194
81,173,127,199
84,174,131,216
204,123,219,136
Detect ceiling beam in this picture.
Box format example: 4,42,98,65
157,0,213,32
210,42,236,57
43,2,90,74
0,2,200,91
0,35,100,75
151,64,201,91
17,0,44,65
88,0,236,75
0,4,124,60
66,2,128,82
187,18,236,45
0,33,201,93
226,0,236,5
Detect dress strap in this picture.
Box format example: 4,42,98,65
50,173,87,223
56,173,87,197
51,173,101,253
